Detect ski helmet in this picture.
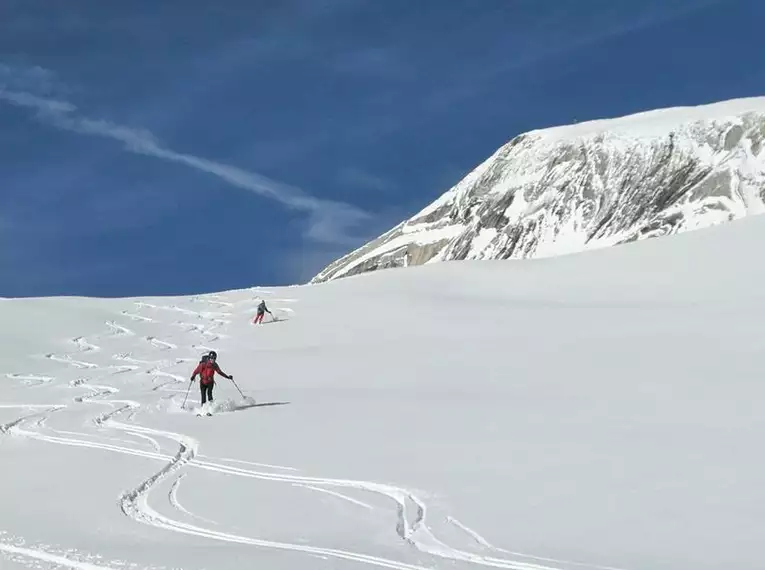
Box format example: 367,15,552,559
208,350,217,360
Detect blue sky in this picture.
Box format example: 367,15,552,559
1,0,762,297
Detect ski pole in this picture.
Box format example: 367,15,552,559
182,380,193,409
229,376,246,399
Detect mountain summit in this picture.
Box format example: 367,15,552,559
312,97,765,283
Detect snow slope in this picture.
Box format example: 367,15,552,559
3,215,765,570
312,96,765,283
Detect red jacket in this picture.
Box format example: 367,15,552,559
192,360,230,385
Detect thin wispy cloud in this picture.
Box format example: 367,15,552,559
0,63,60,95
0,80,370,246
337,167,392,193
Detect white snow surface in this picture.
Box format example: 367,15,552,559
535,96,765,140
3,217,765,570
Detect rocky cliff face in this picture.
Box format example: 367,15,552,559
312,97,765,283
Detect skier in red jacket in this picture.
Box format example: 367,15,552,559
190,351,233,410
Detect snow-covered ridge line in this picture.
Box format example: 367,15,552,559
534,95,765,141
311,95,765,283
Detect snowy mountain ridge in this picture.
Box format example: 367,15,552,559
311,96,765,283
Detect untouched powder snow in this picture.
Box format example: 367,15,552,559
4,216,765,570
534,95,765,141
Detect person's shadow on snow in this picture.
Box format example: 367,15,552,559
233,401,290,412
258,316,287,325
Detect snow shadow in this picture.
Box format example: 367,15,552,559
204,398,290,414
224,400,291,413
165,395,290,415
259,317,288,326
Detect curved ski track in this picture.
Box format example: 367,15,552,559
168,474,219,525
0,295,624,570
0,540,128,570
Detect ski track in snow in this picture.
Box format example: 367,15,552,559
0,296,622,570
72,383,119,403
11,421,169,462
109,364,141,375
120,310,154,322
151,379,179,391
146,367,186,383
113,430,436,570
172,318,228,341
445,517,633,570
0,404,64,409
9,397,585,570
6,373,55,386
190,294,234,307
71,336,101,352
0,541,123,570
199,455,299,472
139,303,232,321
166,305,202,317
151,378,190,394
105,321,134,336
124,431,163,453
292,483,375,510
66,377,162,452
168,474,218,525
8,388,573,570
2,306,217,567
51,428,153,449
176,322,219,337
92,400,141,426
111,352,166,366
448,516,495,548
0,407,64,435
45,353,99,369
186,461,546,570
144,336,177,351
123,508,432,570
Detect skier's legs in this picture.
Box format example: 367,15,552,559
255,312,264,324
200,383,214,405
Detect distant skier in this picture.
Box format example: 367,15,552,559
190,350,233,413
252,300,272,325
